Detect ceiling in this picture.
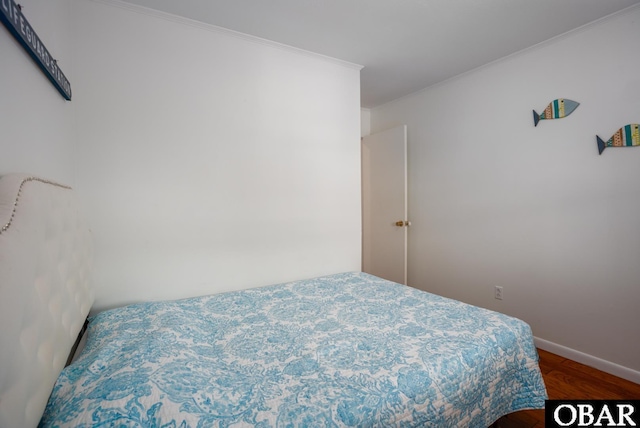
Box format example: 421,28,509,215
120,0,640,108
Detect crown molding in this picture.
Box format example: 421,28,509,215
86,0,364,71
371,2,640,111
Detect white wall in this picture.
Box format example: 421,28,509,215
361,108,371,137
0,0,75,184
371,6,640,380
72,0,362,312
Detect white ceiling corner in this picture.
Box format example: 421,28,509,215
116,0,640,108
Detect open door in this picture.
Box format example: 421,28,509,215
362,125,408,284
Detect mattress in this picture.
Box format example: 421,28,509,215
39,272,547,427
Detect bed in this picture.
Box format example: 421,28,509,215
0,174,547,428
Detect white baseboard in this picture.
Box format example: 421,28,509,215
534,337,640,385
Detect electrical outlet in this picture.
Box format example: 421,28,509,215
494,286,503,300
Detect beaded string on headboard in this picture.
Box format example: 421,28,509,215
0,176,71,235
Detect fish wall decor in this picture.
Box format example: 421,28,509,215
533,99,580,126
596,124,640,155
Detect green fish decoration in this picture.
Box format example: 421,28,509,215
533,99,580,126
597,124,640,155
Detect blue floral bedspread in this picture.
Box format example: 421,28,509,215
40,272,546,427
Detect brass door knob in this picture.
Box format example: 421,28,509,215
395,221,410,227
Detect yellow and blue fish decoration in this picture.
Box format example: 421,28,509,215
597,124,640,155
533,99,580,126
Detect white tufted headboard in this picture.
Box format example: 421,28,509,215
0,174,93,428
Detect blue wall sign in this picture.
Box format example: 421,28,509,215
1,0,72,100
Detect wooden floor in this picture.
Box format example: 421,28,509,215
496,349,640,427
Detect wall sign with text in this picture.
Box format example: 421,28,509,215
0,0,72,100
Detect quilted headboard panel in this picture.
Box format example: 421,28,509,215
0,174,93,428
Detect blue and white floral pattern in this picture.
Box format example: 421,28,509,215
39,272,546,427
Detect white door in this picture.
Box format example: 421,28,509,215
361,125,408,284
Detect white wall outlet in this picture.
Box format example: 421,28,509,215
495,286,503,300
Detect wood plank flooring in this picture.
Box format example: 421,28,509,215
495,349,640,427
